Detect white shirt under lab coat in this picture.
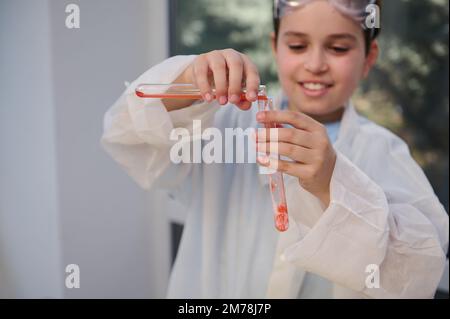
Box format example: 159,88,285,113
101,55,449,299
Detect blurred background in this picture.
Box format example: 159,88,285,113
0,0,448,298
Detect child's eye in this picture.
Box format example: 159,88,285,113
330,46,350,53
288,44,307,51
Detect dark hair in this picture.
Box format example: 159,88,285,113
273,0,382,55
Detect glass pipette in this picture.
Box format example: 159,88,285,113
135,83,268,101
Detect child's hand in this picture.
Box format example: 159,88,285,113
256,110,337,207
182,49,261,110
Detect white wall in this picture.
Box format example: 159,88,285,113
0,0,63,299
0,0,170,298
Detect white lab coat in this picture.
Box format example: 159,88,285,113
101,55,449,299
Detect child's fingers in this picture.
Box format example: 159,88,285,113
256,128,314,149
257,155,308,177
222,49,244,104
206,51,228,105
193,54,213,101
193,49,260,107
256,142,312,164
241,54,260,102
256,110,323,132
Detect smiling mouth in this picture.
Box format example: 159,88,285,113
299,82,333,91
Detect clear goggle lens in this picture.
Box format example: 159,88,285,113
274,0,377,22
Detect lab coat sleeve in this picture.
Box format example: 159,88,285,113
100,55,220,190
283,132,449,298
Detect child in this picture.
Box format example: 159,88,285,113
101,0,449,298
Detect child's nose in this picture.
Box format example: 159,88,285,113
304,49,328,73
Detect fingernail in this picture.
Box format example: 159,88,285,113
249,91,257,100
228,94,239,104
256,112,265,121
205,93,212,101
219,96,228,105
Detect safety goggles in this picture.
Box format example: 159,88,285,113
274,0,378,38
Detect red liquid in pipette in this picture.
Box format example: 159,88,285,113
135,90,268,101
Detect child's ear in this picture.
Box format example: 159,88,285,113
363,40,379,78
270,32,277,56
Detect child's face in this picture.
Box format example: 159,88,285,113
271,1,378,121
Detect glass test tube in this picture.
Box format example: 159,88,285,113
257,97,289,232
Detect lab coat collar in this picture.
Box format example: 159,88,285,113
334,101,360,152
